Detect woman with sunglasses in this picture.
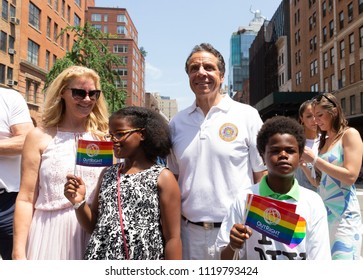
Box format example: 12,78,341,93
12,65,109,259
295,100,320,191
302,92,362,260
64,106,182,259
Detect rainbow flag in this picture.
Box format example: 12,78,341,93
288,216,306,248
76,139,113,167
245,194,305,247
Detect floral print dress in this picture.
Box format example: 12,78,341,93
85,163,165,260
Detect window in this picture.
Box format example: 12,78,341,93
330,47,335,65
54,0,58,12
331,74,336,91
66,33,70,51
341,97,346,113
113,44,128,53
350,95,355,114
323,26,327,43
8,35,14,49
47,17,51,38
46,50,50,71
360,0,363,14
340,40,345,59
74,13,80,26
60,28,64,48
339,12,344,29
67,5,70,22
29,2,41,30
361,92,363,113
360,26,363,48
340,68,346,88
117,14,128,24
348,2,353,22
0,64,6,84
0,31,7,52
103,25,108,33
329,20,334,37
117,26,127,35
91,14,101,21
7,66,13,81
9,3,15,17
2,0,8,20
75,0,81,7
104,15,108,22
322,1,326,17
349,33,355,53
115,68,127,76
92,24,102,31
25,79,39,104
53,22,58,43
61,0,65,18
350,64,355,83
323,52,328,68
324,77,329,92
27,39,39,65
361,59,363,80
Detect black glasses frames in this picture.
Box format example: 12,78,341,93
104,128,144,141
313,94,336,107
66,88,101,101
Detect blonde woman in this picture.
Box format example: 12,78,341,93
302,93,362,260
12,66,109,259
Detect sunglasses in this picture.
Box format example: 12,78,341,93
104,128,144,141
313,94,336,107
66,88,101,101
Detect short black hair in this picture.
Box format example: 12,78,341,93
109,106,172,162
257,116,305,156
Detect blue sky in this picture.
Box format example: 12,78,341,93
95,0,282,110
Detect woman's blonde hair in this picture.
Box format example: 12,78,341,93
42,65,109,138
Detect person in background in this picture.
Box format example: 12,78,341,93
217,116,331,260
167,43,267,260
64,106,182,260
12,66,109,260
295,100,320,191
302,92,362,260
0,88,33,260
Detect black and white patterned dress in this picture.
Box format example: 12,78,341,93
85,163,165,260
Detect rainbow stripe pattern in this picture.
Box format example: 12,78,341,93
245,194,306,247
76,139,113,167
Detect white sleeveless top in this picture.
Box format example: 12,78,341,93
35,131,104,210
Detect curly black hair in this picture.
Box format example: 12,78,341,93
109,106,172,162
257,116,306,157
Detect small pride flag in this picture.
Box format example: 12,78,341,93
76,139,113,167
245,194,306,247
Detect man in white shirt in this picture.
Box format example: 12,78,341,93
0,88,33,259
167,43,267,259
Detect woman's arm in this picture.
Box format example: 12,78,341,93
158,168,182,260
12,128,48,259
303,128,362,186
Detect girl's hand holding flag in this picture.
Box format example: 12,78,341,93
64,174,86,208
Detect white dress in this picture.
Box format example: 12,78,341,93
26,131,104,259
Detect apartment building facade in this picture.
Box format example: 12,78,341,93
86,7,145,108
0,0,89,125
291,0,363,133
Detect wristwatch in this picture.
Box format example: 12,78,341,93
73,199,86,210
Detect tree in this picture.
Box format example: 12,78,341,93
45,22,126,113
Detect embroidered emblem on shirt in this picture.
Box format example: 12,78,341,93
219,123,238,142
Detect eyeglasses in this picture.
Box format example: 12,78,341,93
66,88,101,101
104,128,144,141
313,94,336,107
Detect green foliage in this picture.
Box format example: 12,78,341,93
45,22,126,113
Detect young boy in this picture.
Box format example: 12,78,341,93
216,116,331,260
